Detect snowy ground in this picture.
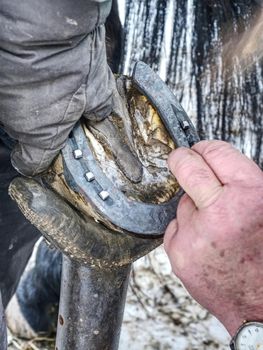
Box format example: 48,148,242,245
120,247,230,350
7,246,230,350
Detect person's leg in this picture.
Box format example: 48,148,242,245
0,0,113,177
0,291,7,349
0,140,41,309
6,240,62,338
3,0,124,340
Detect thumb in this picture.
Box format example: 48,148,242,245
168,147,223,209
164,219,178,254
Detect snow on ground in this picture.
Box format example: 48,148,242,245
119,246,230,350
8,246,230,350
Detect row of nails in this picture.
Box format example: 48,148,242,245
73,149,110,201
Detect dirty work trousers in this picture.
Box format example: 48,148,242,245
0,0,113,177
0,139,41,347
0,0,113,346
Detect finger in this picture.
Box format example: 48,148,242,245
168,147,223,209
176,193,196,221
192,140,263,185
164,194,195,250
164,219,178,253
164,218,189,274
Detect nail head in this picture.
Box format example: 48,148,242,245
73,149,83,159
85,172,95,182
99,191,109,201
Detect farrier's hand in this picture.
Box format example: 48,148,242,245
164,141,263,336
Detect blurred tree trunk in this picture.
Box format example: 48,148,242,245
122,0,263,167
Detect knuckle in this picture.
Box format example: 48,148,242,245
199,140,232,158
178,193,190,206
168,147,192,166
171,150,200,176
190,167,213,182
179,165,212,188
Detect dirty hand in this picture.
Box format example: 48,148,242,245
164,140,263,336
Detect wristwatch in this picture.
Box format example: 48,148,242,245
230,321,263,349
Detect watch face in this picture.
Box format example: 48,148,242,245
236,322,263,350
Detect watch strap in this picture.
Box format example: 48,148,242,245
229,339,235,350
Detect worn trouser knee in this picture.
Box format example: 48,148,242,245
0,0,114,176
